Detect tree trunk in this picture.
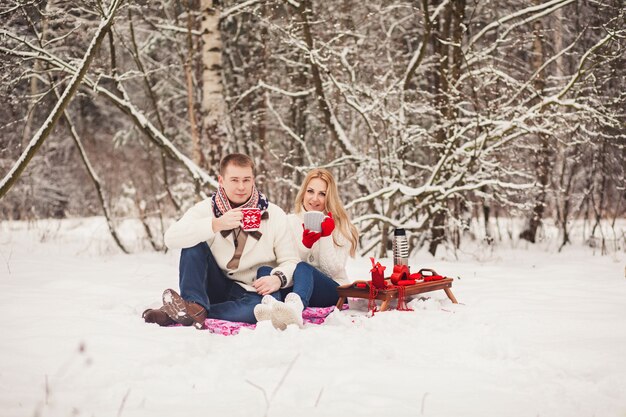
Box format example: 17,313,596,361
185,1,204,170
556,150,576,252
201,0,227,176
428,209,446,256
519,1,550,243
519,133,550,244
427,0,465,256
296,0,351,157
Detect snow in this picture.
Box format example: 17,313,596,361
0,217,624,417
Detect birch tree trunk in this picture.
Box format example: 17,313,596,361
200,0,227,175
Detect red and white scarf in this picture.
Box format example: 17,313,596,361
211,184,268,218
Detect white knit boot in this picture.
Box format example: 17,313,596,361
271,293,304,330
254,295,279,322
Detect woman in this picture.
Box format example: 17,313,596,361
254,168,359,329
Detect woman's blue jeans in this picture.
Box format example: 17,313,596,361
258,262,339,308
287,262,340,308
179,242,277,323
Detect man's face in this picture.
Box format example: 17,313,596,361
218,164,255,206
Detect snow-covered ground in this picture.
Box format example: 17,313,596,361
0,217,624,417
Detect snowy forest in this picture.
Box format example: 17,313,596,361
1,0,624,257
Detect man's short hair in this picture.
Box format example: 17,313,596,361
219,153,256,176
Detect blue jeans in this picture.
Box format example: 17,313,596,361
179,242,277,323
288,262,340,308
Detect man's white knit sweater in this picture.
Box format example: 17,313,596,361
287,213,351,286
164,199,299,292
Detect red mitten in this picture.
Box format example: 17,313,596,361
320,212,335,237
390,264,410,285
423,274,444,282
410,268,444,282
302,228,322,248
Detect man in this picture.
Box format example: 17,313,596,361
142,153,299,328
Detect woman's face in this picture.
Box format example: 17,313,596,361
303,178,328,212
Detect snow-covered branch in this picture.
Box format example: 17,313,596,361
1,30,218,195
467,0,575,48
0,0,125,199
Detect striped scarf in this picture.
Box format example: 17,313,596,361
211,184,269,218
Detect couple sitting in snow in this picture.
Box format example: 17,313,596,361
142,153,358,330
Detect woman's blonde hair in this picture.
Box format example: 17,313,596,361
294,168,359,257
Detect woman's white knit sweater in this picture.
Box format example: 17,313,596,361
287,213,351,286
164,199,299,291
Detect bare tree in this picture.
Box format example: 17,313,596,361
0,0,125,199
1,0,623,256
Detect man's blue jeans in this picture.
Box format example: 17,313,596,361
179,242,275,323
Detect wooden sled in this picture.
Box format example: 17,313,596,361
336,278,458,312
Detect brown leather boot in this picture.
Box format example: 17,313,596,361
142,306,175,326
162,289,208,329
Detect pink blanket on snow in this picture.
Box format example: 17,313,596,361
198,305,342,336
